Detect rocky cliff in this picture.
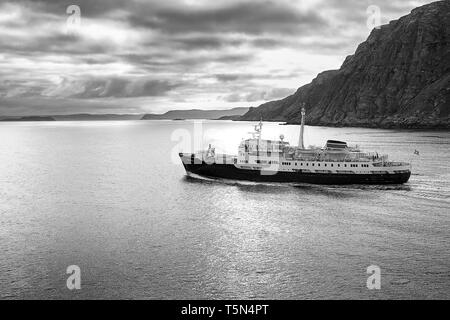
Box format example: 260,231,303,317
240,1,450,129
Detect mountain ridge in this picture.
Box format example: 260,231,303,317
0,107,249,121
240,1,450,129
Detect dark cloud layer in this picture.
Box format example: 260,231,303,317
128,2,327,35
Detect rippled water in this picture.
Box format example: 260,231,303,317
0,120,449,299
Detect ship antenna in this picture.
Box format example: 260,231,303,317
299,103,306,149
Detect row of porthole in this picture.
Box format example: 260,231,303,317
283,162,357,168
241,160,370,168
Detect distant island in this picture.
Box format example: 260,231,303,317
0,108,249,122
239,1,450,129
0,116,56,122
141,107,249,120
53,114,142,121
0,114,142,122
216,115,244,121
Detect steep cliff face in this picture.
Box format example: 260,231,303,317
240,1,450,129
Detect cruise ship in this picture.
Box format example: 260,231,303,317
179,108,411,185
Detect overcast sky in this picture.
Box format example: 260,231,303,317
0,0,436,115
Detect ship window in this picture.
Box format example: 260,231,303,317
344,164,347,167
325,164,327,167
331,164,333,167
312,163,314,166
318,164,320,167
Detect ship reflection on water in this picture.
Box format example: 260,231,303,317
183,174,412,196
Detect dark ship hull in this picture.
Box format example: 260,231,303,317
180,154,411,185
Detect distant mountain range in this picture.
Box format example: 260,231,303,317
53,114,143,121
0,108,249,122
0,116,56,122
0,114,142,121
240,1,450,129
141,107,249,120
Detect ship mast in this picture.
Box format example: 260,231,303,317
299,104,306,149
251,117,263,141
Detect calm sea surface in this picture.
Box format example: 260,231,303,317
0,120,449,299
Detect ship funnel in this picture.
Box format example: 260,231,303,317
299,104,306,149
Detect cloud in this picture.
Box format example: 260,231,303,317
127,1,327,35
215,74,247,82
223,88,295,102
41,77,182,99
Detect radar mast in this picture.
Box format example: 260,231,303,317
299,104,306,149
